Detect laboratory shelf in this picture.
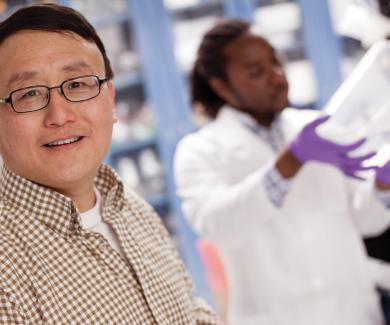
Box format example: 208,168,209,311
89,13,130,30
254,0,294,6
114,72,143,91
109,137,156,158
171,0,222,20
146,192,169,210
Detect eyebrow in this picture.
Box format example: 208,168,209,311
61,61,94,73
6,61,95,88
7,71,39,88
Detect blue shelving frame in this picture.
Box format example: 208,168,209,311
223,0,255,21
296,0,343,107
128,0,215,305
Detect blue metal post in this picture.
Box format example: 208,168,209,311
297,0,343,108
222,0,255,21
128,0,214,304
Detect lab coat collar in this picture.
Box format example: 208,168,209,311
217,105,283,133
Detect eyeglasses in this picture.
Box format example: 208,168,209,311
0,75,108,113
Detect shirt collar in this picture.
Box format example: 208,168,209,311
218,105,282,132
218,106,286,152
0,163,124,237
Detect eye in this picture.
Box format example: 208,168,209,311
69,81,84,89
17,88,43,101
66,79,93,92
272,54,283,67
24,89,40,97
248,67,265,78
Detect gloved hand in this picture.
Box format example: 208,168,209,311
376,160,390,185
289,115,377,180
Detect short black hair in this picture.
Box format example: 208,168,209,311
0,3,113,79
191,18,250,118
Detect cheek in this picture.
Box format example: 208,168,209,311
93,102,116,139
0,118,36,164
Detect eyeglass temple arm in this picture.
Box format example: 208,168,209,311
0,97,11,104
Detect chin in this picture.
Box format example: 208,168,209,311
275,100,289,113
46,164,97,190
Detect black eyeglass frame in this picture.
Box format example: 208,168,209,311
0,74,108,113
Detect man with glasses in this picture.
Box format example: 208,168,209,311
0,4,219,324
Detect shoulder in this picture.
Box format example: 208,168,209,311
122,185,155,219
121,185,168,236
176,110,250,165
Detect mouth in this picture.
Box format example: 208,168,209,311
44,136,83,148
274,84,289,102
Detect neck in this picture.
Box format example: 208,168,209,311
58,183,96,212
233,106,279,129
243,110,278,128
253,113,277,128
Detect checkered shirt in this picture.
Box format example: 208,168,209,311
0,164,220,324
262,165,292,208
241,116,291,207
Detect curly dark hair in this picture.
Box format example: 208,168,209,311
191,18,250,118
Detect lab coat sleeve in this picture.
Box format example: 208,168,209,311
352,176,390,236
174,135,284,246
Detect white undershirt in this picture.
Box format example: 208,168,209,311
79,188,125,257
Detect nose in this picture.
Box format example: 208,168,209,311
270,65,287,86
43,88,76,127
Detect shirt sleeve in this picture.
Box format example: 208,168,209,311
0,289,25,325
262,165,292,207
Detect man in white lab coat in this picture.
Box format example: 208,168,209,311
174,18,390,325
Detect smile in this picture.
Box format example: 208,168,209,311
45,136,83,147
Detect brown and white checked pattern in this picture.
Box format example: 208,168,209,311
0,164,220,324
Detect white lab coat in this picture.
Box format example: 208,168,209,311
174,107,390,325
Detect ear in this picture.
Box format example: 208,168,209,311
107,81,118,123
209,77,237,106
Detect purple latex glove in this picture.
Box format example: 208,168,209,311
376,160,390,185
289,115,377,180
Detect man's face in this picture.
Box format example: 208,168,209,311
0,30,116,194
216,32,289,125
